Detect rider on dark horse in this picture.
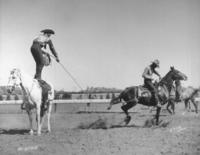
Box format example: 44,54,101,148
22,29,60,110
142,59,162,107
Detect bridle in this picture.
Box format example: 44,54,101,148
7,69,22,94
7,69,34,100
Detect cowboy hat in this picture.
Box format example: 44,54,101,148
152,59,160,66
40,29,55,34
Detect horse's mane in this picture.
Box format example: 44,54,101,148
13,69,36,88
159,70,173,85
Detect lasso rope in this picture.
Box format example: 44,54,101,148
58,62,84,91
49,54,84,91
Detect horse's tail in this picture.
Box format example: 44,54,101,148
120,86,139,102
48,83,55,101
107,92,123,110
119,88,129,101
41,83,54,117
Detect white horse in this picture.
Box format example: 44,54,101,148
7,68,54,135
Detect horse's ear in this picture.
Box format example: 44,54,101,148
170,66,174,70
10,68,16,74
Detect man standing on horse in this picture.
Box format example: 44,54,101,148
142,59,161,107
22,29,60,110
31,29,60,79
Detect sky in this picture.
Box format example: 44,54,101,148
0,0,200,91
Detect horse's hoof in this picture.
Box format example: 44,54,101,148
155,119,163,126
37,132,41,136
47,127,51,133
124,116,131,125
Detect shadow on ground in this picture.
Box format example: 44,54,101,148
77,117,171,129
0,129,30,135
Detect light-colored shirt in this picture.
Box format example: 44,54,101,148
142,66,155,80
34,34,50,46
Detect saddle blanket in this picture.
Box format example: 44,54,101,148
137,86,152,98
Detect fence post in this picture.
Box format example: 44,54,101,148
54,103,57,113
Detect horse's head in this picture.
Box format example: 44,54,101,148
169,66,187,81
7,68,22,94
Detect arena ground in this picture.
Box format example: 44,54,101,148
0,102,199,155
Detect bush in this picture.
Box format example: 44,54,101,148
0,95,3,101
100,95,103,99
62,92,72,99
106,93,110,99
6,95,11,100
112,93,116,99
15,95,19,100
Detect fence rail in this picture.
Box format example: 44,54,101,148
0,99,111,105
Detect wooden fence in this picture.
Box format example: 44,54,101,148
0,99,111,105
0,99,117,113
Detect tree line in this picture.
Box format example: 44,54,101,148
0,86,122,100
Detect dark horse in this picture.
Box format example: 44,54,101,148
107,67,187,125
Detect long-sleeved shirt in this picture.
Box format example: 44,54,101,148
142,66,160,80
33,34,58,58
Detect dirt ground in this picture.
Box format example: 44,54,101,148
0,103,199,155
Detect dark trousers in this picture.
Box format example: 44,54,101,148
31,42,44,80
31,42,50,109
144,79,159,105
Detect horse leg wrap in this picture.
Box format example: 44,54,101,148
155,107,161,125
121,102,135,115
121,105,128,113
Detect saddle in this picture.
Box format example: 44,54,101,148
137,85,152,98
37,79,51,110
21,79,51,110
